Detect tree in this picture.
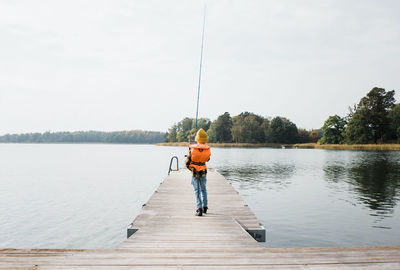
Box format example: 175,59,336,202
242,114,265,143
0,130,166,144
231,112,264,143
180,118,193,132
207,125,217,143
267,117,283,143
267,117,298,143
231,116,245,143
166,124,178,142
165,117,212,142
208,112,232,143
261,118,270,141
188,118,211,142
195,118,211,132
176,117,193,142
397,128,400,143
282,118,298,143
320,115,347,144
297,128,311,143
388,104,400,141
346,109,373,144
309,129,322,143
356,87,395,143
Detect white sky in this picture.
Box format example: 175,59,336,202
1,0,399,134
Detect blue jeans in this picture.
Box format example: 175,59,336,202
192,176,208,210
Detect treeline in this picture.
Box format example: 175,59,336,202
0,130,166,144
165,112,321,144
320,87,400,144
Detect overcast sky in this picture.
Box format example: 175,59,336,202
1,0,399,134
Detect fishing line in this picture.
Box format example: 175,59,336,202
194,1,207,140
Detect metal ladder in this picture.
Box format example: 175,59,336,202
168,156,179,175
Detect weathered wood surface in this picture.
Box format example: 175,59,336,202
121,169,265,249
1,169,399,269
1,246,399,269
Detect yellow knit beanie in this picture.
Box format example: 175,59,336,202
195,128,208,144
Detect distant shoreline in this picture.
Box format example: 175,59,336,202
158,142,400,151
157,142,292,148
294,143,400,151
0,142,155,145
2,142,399,150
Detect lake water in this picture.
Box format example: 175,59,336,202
0,144,399,249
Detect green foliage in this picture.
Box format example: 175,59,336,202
353,87,395,143
0,130,166,144
345,109,373,144
207,112,232,143
261,118,270,140
397,127,400,143
166,124,178,142
309,129,322,143
231,112,265,143
320,115,347,144
297,128,311,143
189,118,212,141
388,104,400,141
176,117,193,142
195,118,212,131
165,117,211,142
267,117,283,143
166,87,398,145
167,112,302,144
267,117,298,144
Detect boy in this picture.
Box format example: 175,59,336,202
185,128,211,216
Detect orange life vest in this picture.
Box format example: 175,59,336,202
188,143,211,172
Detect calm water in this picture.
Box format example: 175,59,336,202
0,144,399,249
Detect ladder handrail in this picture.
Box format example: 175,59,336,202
168,156,179,175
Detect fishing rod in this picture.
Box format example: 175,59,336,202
193,1,206,141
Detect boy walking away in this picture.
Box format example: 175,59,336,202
186,128,211,216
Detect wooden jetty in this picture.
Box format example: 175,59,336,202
1,169,399,269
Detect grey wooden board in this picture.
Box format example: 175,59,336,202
1,169,399,269
0,246,399,269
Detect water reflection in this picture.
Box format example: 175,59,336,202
324,152,400,216
217,162,296,191
347,152,400,212
323,163,347,183
211,148,400,246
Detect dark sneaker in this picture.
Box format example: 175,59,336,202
195,208,203,216
203,206,208,214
